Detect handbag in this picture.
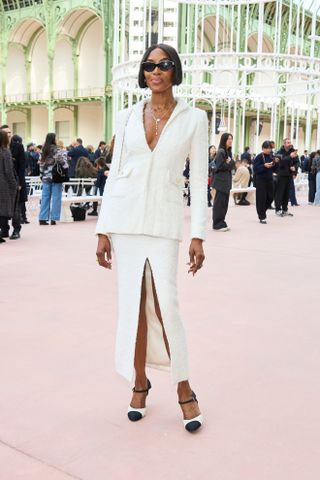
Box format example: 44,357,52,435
52,162,69,183
70,204,86,221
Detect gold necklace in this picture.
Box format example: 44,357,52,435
147,101,176,136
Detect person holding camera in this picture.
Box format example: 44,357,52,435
274,138,297,217
253,141,275,224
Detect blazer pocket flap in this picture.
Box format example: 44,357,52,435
117,165,134,179
167,170,185,187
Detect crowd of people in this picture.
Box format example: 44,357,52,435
199,135,320,231
1,122,320,244
0,124,113,243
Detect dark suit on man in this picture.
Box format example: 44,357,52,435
68,144,89,178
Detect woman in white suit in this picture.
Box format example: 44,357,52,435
96,44,208,433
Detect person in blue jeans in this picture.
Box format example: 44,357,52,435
39,133,68,225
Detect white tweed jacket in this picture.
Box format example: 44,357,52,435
95,98,208,241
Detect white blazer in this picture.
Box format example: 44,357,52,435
95,98,208,242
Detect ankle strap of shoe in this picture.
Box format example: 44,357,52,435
132,379,151,393
178,391,198,405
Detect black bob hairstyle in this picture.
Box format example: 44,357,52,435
138,43,183,89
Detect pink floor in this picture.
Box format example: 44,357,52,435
0,198,319,480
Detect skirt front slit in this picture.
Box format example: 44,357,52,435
110,234,189,385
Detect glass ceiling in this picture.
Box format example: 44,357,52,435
294,0,320,11
2,0,42,11
2,0,320,14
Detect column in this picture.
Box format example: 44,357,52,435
72,42,79,97
102,0,114,141
73,105,79,138
178,3,187,53
0,19,8,126
26,109,32,143
241,101,246,153
47,53,55,131
234,101,241,155
255,103,260,154
317,110,320,147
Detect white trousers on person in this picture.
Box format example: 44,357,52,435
110,234,189,385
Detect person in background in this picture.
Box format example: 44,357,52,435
312,150,320,206
11,134,29,227
75,156,97,207
288,145,300,207
88,157,110,216
241,146,252,164
94,141,107,161
207,145,216,207
105,136,115,165
212,132,235,232
183,157,190,206
95,157,109,195
268,140,278,209
253,141,275,224
0,126,25,237
305,151,317,204
26,143,40,176
86,145,95,163
68,138,89,178
75,156,97,182
208,145,217,204
39,133,69,225
232,159,250,205
274,138,297,217
0,130,18,243
300,150,309,172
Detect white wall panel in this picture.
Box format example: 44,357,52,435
54,40,74,93
78,20,104,90
30,32,49,97
78,103,103,147
6,45,27,97
30,106,48,144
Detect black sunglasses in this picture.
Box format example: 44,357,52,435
141,60,175,72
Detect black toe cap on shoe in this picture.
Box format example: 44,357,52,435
128,411,143,422
185,421,202,432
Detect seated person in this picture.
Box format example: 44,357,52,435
233,159,250,205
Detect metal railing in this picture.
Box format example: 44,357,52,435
4,87,105,104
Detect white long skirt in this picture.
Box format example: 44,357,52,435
110,234,189,385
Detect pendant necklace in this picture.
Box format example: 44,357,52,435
148,101,175,136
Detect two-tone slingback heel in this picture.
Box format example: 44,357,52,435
179,391,203,433
127,379,152,422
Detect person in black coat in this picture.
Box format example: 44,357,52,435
0,130,18,243
67,138,89,178
274,139,298,216
11,134,29,224
88,157,110,216
26,143,40,176
253,141,276,224
304,151,317,204
0,126,24,239
212,133,235,231
241,146,252,164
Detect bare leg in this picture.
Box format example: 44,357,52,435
177,381,201,420
131,262,201,420
130,270,149,409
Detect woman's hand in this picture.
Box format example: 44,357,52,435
188,238,205,276
96,234,112,269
